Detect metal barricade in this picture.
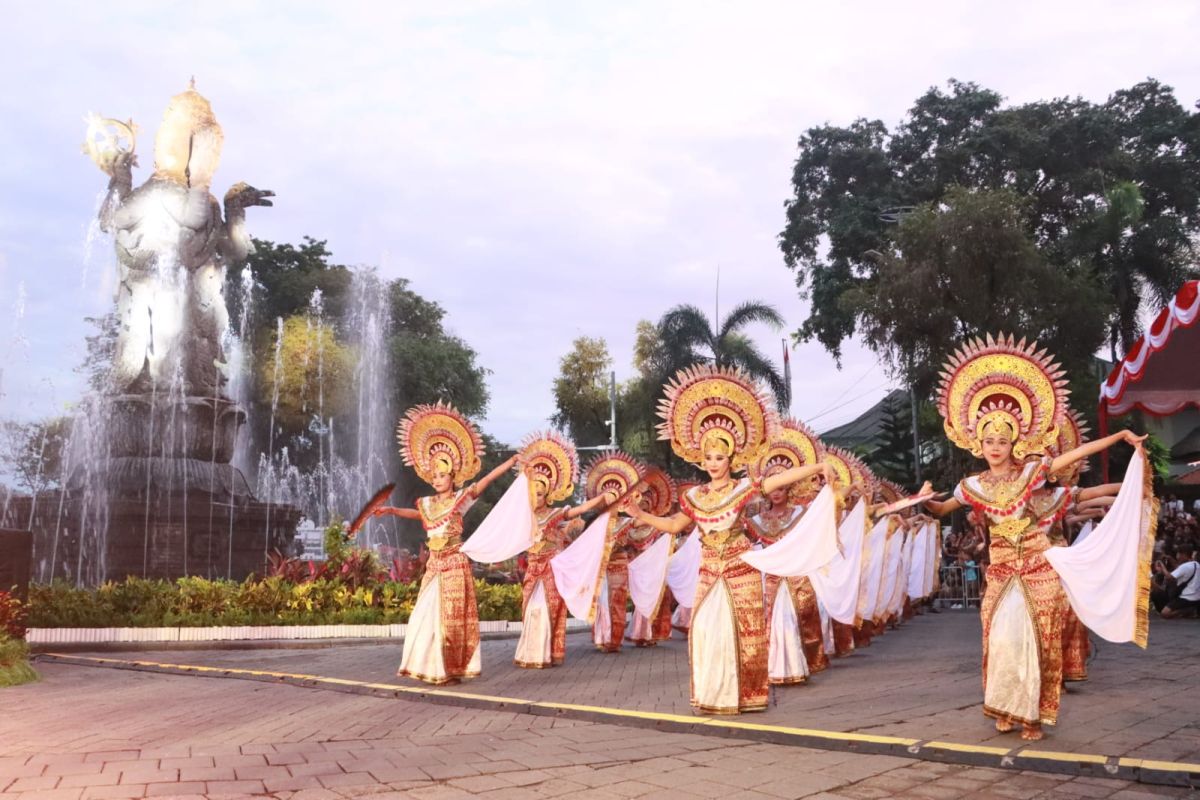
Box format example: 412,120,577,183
936,563,981,609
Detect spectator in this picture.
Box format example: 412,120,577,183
1157,546,1200,619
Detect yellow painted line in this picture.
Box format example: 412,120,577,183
1018,749,1107,765
924,741,1013,756
40,653,1200,779
533,701,704,724
703,719,919,747
1119,758,1200,773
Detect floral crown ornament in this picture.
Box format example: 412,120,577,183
656,365,779,471
937,333,1069,460
636,466,678,517
1049,407,1091,487
518,430,579,503
396,402,484,486
584,451,646,501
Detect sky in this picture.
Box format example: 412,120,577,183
1,1,1198,447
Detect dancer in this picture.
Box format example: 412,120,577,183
924,335,1152,740
746,418,825,685
625,366,833,714
371,402,517,685
512,431,615,668
627,467,679,647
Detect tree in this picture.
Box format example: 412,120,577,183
551,337,613,447
868,393,915,487
0,418,70,495
236,237,353,326
656,301,791,409
780,78,1200,371
846,187,1108,396
388,279,490,418
258,315,356,431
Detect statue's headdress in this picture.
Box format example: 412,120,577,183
584,451,645,501
518,430,579,503
656,365,778,471
397,402,483,486
937,334,1068,459
636,467,678,517
154,82,224,187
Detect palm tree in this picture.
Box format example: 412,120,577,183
655,301,791,409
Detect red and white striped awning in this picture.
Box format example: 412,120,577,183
1100,280,1200,417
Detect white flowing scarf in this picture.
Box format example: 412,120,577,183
550,511,612,622
905,521,929,600
807,498,867,624
628,534,674,618
922,522,940,597
461,473,535,563
1045,451,1154,647
666,529,701,607
857,516,890,621
741,484,839,576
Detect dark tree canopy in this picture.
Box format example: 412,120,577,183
780,78,1200,370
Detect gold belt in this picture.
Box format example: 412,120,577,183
427,535,460,552
701,529,745,549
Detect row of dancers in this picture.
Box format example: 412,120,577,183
363,334,1153,740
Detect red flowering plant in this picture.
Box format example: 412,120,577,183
0,590,28,641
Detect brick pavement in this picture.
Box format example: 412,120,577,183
55,610,1200,768
3,660,1188,799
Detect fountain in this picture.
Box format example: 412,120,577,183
9,83,301,583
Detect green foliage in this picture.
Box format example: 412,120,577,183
258,315,356,429
238,237,353,324
0,417,71,494
552,336,614,447
866,392,916,487
26,576,522,628
0,591,27,640
780,77,1200,376
0,636,37,688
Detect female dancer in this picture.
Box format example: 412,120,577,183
584,452,646,653
923,335,1150,740
746,418,826,685
626,467,678,647
625,366,833,714
513,431,615,668
371,402,517,685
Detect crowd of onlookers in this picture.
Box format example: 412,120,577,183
1151,495,1200,619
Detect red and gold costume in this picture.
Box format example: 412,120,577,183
395,403,484,685
747,418,827,682
584,452,645,653
658,366,778,714
514,431,580,669
1048,409,1093,682
935,334,1149,729
627,468,679,647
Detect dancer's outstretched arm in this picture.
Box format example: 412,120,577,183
1051,431,1145,475
762,462,834,496
625,505,691,535
1077,483,1121,502
468,454,520,498
564,491,616,520
372,506,421,521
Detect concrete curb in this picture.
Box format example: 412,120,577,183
34,653,1200,789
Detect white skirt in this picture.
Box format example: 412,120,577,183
768,584,809,684
690,580,740,712
985,581,1040,723
514,580,552,667
399,574,481,682
593,577,612,647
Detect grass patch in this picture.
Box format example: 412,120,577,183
0,637,37,688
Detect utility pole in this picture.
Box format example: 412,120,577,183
578,370,619,452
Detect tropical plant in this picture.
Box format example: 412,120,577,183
655,301,791,409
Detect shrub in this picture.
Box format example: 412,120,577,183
0,591,27,640
0,635,37,688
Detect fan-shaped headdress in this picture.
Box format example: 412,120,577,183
584,451,645,501
937,334,1068,460
749,418,824,501
656,365,778,471
824,446,870,492
1050,407,1090,487
636,466,678,517
876,480,904,505
518,430,579,503
397,402,484,486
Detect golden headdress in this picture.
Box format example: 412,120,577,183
637,467,678,517
937,334,1068,459
824,446,869,493
750,418,825,501
876,480,904,505
1049,408,1090,487
518,430,579,503
584,451,645,501
656,365,778,471
396,402,483,486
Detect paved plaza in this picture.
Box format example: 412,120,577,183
4,610,1200,798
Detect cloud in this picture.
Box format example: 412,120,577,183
1,0,1198,447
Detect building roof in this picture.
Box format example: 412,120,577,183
819,389,908,453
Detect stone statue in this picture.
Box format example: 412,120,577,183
84,81,273,397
